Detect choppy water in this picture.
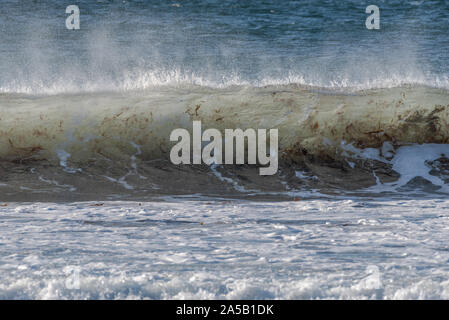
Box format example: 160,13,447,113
2,199,449,299
1,0,449,93
1,0,449,299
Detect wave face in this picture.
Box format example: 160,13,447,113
0,85,448,200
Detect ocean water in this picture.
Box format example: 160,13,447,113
3,199,449,299
1,0,449,299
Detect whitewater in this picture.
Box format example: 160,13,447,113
1,0,449,299
3,199,449,299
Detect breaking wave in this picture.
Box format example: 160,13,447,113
1,84,449,200
1,70,449,95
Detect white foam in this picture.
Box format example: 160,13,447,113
1,199,449,299
1,69,448,95
56,149,81,174
209,164,253,193
390,144,449,192
360,144,449,193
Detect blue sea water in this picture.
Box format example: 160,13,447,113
0,0,448,92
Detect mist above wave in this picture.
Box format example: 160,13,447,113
2,68,449,95
0,1,448,95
